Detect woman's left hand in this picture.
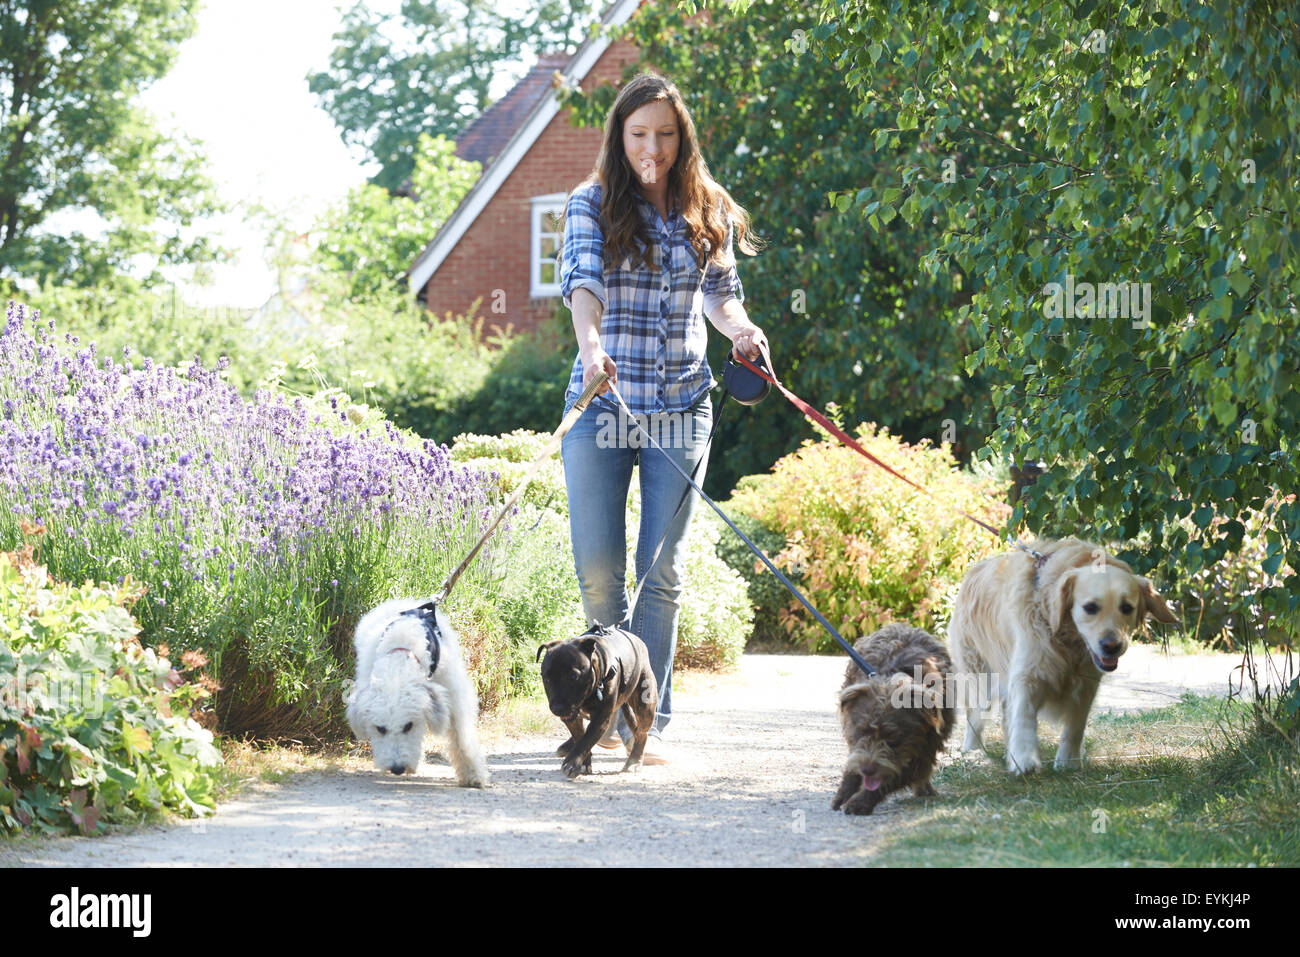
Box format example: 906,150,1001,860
731,326,768,361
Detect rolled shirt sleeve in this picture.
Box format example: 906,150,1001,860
559,186,608,310
701,215,745,317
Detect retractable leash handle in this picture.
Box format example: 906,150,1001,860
434,370,610,604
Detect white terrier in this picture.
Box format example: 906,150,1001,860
346,597,490,787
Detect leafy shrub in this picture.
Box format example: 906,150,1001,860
450,428,568,514
428,312,575,440
485,505,587,697
711,506,803,649
671,509,754,670
1166,497,1296,649
252,282,495,447
728,421,1009,651
0,549,222,835
0,300,507,739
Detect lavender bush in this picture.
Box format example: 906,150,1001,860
0,300,511,739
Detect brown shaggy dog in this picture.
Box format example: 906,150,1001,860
831,623,955,816
948,537,1179,774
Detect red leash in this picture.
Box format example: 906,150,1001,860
735,346,1010,543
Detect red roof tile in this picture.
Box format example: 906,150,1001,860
455,51,574,167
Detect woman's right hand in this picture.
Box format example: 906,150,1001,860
581,347,617,396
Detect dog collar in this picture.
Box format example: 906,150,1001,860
1032,552,1049,588
398,601,443,676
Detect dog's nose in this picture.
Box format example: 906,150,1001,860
389,764,408,775
1099,635,1122,656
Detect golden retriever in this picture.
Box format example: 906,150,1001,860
947,538,1178,773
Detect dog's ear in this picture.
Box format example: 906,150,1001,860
536,640,561,663
1049,569,1077,634
579,636,603,673
344,685,364,739
916,660,947,732
1136,576,1179,624
923,707,945,734
839,682,877,707
422,685,443,726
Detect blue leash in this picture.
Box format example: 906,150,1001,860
606,381,878,679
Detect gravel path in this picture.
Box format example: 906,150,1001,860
0,644,1266,867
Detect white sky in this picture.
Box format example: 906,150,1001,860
137,0,384,307
138,0,521,309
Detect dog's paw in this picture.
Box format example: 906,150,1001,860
561,755,591,779
830,771,859,811
458,768,491,788
1007,751,1042,775
912,780,938,798
841,791,880,816
1053,752,1083,771
555,737,575,757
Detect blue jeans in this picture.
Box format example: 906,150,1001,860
561,393,713,740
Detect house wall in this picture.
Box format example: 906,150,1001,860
420,39,642,335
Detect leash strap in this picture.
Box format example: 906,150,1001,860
606,380,878,678
434,370,611,603
735,346,1044,560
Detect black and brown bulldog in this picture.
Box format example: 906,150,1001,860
536,624,658,779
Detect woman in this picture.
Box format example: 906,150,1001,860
558,72,768,763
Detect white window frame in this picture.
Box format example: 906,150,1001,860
530,193,567,298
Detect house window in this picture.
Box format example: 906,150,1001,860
530,193,566,298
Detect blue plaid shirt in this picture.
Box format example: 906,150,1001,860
558,181,745,415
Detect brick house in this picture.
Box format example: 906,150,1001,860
407,0,644,333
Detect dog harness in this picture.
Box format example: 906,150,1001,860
389,601,443,677
582,623,645,701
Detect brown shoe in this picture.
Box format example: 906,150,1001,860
596,727,624,750
641,735,669,765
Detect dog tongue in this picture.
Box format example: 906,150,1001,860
861,774,882,791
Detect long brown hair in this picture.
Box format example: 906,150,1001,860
569,72,761,273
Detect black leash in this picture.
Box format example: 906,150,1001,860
607,381,878,678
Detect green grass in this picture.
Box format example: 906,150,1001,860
866,694,1300,866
